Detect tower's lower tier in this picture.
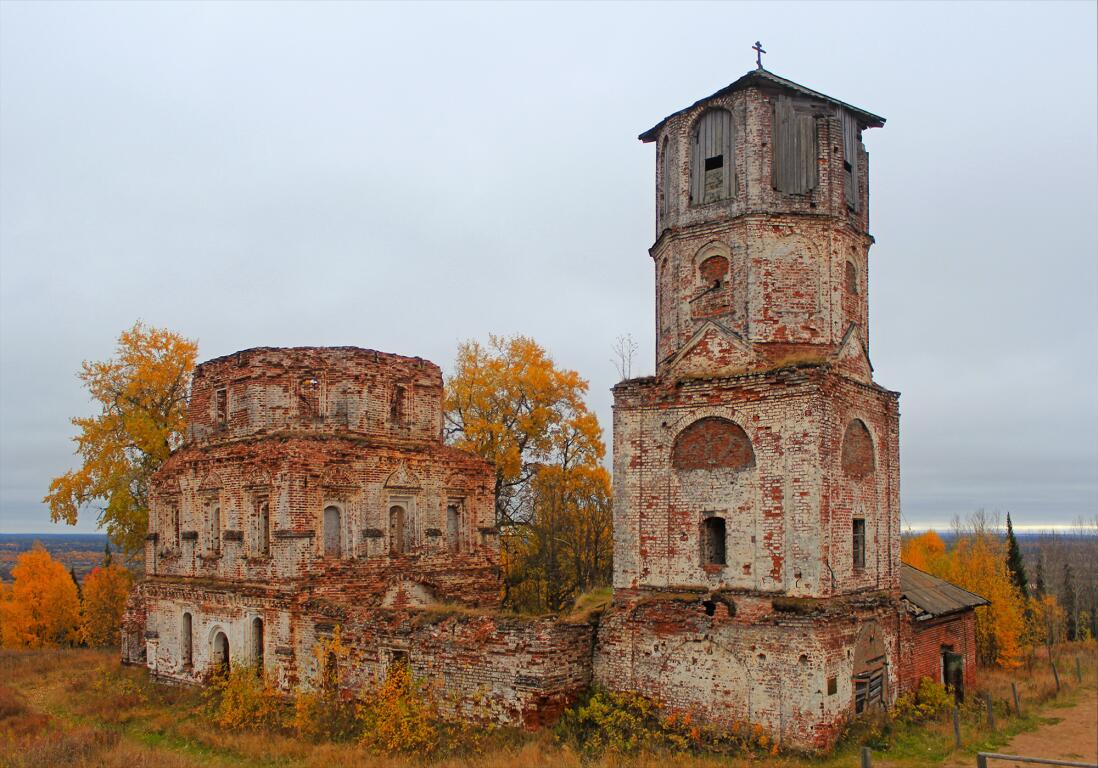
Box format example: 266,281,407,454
593,590,905,749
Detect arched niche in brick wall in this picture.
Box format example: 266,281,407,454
672,417,756,472
841,419,876,480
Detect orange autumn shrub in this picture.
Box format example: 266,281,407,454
0,545,80,647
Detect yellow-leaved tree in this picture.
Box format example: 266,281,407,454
444,335,612,611
901,530,947,572
902,514,1028,668
80,562,134,647
44,322,197,556
0,544,81,647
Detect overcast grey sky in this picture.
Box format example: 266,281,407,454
1,1,1095,535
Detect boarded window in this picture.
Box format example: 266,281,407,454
672,417,755,471
841,419,876,479
845,260,858,294
702,516,727,565
389,505,406,555
852,518,866,570
773,96,818,194
182,612,193,667
854,670,883,713
690,109,734,205
842,110,860,210
323,506,341,558
215,388,228,426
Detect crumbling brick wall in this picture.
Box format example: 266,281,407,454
898,610,979,695
125,345,592,728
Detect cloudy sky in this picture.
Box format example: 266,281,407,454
1,1,1095,535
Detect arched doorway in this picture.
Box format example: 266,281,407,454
212,631,230,674
252,617,264,674
323,505,341,557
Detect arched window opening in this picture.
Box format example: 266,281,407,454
172,504,180,547
672,417,756,471
252,617,264,674
323,506,342,558
389,505,406,555
702,517,727,566
841,419,876,480
845,260,858,294
691,109,734,205
699,254,728,290
212,631,229,674
446,503,461,553
181,612,193,668
257,502,270,556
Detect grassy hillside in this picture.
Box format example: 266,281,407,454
0,646,1093,767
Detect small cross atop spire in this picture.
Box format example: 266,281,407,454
753,41,766,69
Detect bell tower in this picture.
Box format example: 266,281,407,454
643,66,884,381
595,64,904,749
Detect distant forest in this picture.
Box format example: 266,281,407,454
0,534,136,583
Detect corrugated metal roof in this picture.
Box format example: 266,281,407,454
639,67,886,143
900,563,989,620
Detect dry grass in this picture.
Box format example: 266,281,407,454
0,643,1094,767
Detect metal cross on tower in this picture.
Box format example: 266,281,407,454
753,41,766,68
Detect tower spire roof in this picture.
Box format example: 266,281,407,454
638,68,885,142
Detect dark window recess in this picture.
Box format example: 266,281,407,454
215,388,227,425
390,385,406,425
827,676,838,696
702,516,727,566
852,519,866,570
845,260,858,294
704,155,724,171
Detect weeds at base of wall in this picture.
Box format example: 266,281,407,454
554,687,777,758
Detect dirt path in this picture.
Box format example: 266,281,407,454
957,689,1098,767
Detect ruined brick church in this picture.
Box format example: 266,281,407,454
123,65,984,749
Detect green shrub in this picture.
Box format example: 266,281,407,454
555,688,775,757
894,677,956,723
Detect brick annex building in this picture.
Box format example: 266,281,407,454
123,66,985,748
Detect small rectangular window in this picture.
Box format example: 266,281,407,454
702,516,727,566
390,385,406,425
827,676,838,695
704,155,724,171
852,518,866,570
446,503,461,553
